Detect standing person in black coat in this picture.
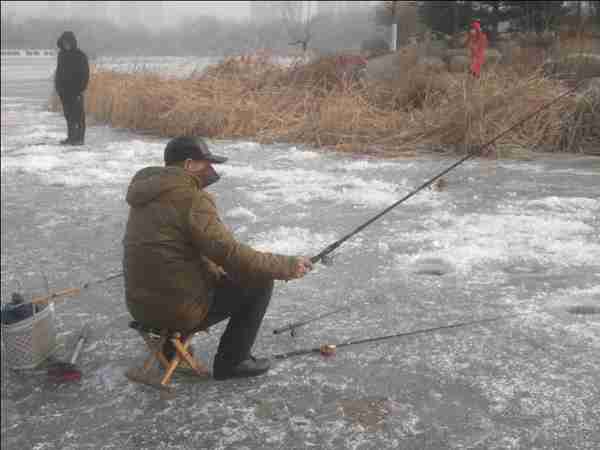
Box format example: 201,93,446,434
55,31,89,145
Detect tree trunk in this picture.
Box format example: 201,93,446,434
453,2,459,35
576,0,583,31
491,3,501,42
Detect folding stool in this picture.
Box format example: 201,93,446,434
125,321,210,395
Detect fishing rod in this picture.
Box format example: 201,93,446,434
273,312,523,360
309,78,588,265
24,271,123,305
277,79,587,335
273,305,350,336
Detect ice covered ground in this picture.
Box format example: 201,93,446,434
92,56,222,79
1,57,599,449
92,56,295,78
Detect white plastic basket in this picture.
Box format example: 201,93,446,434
1,303,57,370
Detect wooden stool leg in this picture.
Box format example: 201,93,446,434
127,327,210,394
140,333,171,370
160,354,181,387
160,332,184,386
172,336,210,376
126,330,176,395
139,334,166,372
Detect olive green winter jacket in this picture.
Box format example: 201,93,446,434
123,166,296,331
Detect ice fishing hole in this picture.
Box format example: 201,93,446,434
566,305,600,315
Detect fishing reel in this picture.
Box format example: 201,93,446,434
273,323,300,337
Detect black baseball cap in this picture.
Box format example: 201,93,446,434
164,136,228,165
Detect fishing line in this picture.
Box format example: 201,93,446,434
273,305,350,336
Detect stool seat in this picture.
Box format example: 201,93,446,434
129,320,209,337
129,320,167,336
125,319,210,397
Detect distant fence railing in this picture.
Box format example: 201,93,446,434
1,49,57,57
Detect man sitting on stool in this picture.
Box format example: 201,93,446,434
123,137,312,380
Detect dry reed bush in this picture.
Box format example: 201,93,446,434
396,44,420,67
364,46,452,115
557,31,600,55
369,67,455,111
506,46,549,76
394,69,580,153
274,56,364,93
560,80,600,152
201,57,284,84
545,53,600,83
69,52,594,156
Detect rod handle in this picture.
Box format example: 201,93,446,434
31,287,81,305
70,336,86,365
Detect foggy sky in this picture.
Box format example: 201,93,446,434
1,1,251,24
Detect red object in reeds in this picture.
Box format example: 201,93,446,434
467,21,488,78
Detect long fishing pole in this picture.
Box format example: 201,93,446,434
273,305,350,336
27,271,123,305
309,79,588,265
273,313,522,360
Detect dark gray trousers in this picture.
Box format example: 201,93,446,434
204,278,273,366
60,93,85,141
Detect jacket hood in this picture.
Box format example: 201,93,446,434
126,166,200,207
57,31,78,50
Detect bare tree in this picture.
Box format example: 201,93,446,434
377,0,420,47
280,1,319,53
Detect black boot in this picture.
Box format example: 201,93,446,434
213,355,271,381
60,124,73,145
70,125,84,146
206,280,274,380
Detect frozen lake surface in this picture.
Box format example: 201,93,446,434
2,57,600,449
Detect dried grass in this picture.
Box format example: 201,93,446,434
50,55,597,156
560,80,600,153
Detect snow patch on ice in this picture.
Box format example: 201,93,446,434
498,161,599,177
335,159,407,172
1,126,63,149
543,285,600,310
497,162,548,174
1,151,64,172
274,148,321,161
517,285,600,345
392,207,600,273
222,141,262,153
505,196,600,220
223,164,437,209
1,139,164,187
225,206,258,223
250,226,336,255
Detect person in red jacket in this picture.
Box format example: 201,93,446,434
466,20,488,78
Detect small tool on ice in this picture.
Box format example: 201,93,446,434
48,323,91,382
